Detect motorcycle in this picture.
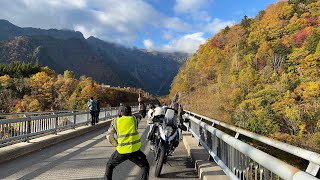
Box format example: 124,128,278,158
151,108,185,177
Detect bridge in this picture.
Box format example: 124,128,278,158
0,106,319,180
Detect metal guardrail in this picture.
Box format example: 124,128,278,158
0,106,139,147
0,102,140,119
183,110,320,180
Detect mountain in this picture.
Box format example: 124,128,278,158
87,37,188,95
0,20,189,95
0,35,128,86
0,19,83,40
170,1,320,151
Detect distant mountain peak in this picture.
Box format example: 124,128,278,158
0,19,84,41
0,19,20,29
0,19,14,24
87,36,98,40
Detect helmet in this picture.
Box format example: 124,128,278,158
153,107,165,117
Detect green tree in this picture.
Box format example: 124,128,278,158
305,29,320,53
63,70,75,79
241,15,252,28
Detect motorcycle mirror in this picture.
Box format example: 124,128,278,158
184,118,190,123
178,124,187,131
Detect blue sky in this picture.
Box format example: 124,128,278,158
0,0,278,53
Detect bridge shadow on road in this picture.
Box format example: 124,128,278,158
0,127,109,180
160,157,198,179
0,119,198,180
108,118,197,180
17,136,106,180
117,118,198,180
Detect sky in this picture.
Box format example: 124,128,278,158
0,0,279,53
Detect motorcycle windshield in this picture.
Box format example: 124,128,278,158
165,118,176,126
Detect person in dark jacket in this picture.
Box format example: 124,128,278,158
87,97,97,125
95,100,101,123
139,101,146,118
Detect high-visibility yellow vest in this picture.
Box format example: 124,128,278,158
115,116,141,154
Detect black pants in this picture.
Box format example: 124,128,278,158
105,149,149,180
90,111,96,125
95,111,100,123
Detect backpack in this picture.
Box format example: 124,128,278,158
96,101,100,111
92,101,97,111
88,100,97,111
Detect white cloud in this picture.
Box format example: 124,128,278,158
73,24,98,38
0,0,191,45
0,0,236,53
174,0,209,13
143,39,154,50
46,0,87,9
162,17,190,32
174,0,213,24
162,31,173,40
160,32,206,53
206,18,235,34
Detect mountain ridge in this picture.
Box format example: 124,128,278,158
0,20,189,95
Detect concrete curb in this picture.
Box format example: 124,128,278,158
182,132,230,180
0,119,111,164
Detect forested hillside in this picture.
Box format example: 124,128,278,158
0,62,156,113
170,0,320,151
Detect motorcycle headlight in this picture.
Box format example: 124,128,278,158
164,126,173,136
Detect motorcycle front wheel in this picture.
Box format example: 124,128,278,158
155,144,165,177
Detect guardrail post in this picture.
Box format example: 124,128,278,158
306,162,320,176
235,132,240,139
0,123,2,140
73,110,76,129
26,113,31,143
54,112,58,135
86,110,89,126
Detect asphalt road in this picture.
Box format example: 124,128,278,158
0,118,198,180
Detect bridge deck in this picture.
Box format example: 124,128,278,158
0,118,198,180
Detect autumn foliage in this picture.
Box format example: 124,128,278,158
0,63,155,113
170,0,320,152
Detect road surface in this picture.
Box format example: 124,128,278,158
0,118,198,180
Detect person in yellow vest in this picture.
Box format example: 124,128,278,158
105,105,149,180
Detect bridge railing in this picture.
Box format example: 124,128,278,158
0,102,140,119
184,110,320,180
0,106,139,147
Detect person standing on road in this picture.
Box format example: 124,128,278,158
105,105,149,180
95,100,100,124
138,94,146,118
87,97,97,125
139,101,146,118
